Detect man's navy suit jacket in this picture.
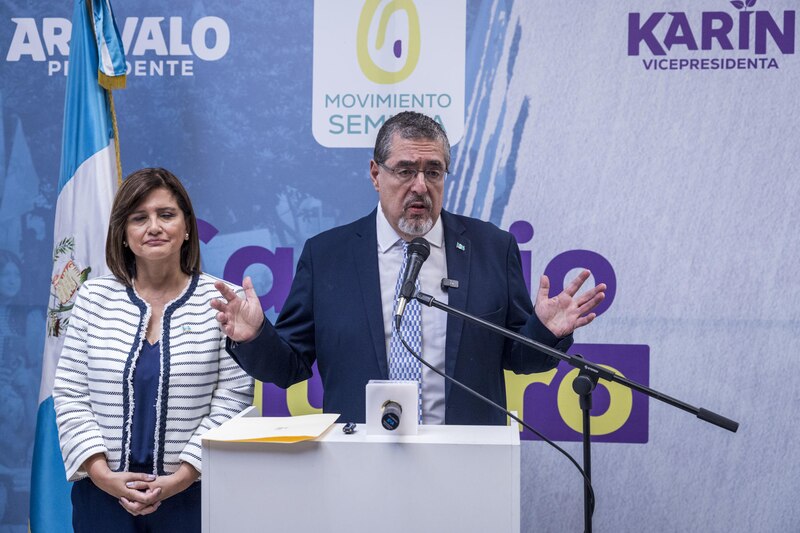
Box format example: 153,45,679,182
227,209,571,425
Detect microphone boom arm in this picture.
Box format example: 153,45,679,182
413,291,739,433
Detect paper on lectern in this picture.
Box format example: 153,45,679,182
201,413,340,443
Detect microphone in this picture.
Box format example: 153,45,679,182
394,237,431,329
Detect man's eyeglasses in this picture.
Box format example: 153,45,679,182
377,162,447,184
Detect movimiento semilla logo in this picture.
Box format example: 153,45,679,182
357,0,421,84
312,0,465,148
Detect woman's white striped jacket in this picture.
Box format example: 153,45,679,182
54,272,254,481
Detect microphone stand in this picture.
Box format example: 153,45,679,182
413,291,739,533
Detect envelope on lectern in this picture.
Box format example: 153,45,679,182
201,413,340,443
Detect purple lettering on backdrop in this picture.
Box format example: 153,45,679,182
196,218,219,244
194,219,312,415
701,12,734,50
523,344,650,443
628,12,666,56
223,246,294,312
738,10,754,50
756,10,796,54
222,242,323,415
664,13,699,51
508,220,534,294
543,249,616,317
631,7,796,60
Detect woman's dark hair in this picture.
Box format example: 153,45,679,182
106,168,200,286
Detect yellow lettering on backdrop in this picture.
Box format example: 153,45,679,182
504,368,557,429
287,379,323,415
252,380,263,415
557,365,633,436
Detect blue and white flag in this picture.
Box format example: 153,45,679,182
29,0,125,530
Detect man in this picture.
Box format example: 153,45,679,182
212,112,605,425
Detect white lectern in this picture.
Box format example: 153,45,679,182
201,407,520,532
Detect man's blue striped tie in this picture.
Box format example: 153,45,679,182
389,241,423,422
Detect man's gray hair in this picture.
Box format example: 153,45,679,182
373,111,451,169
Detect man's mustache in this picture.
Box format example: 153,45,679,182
403,194,433,210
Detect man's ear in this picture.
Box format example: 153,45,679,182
369,160,380,192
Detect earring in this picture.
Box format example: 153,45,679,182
185,233,189,240
123,241,128,247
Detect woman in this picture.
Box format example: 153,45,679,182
53,168,253,531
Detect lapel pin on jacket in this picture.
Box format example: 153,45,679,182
456,242,465,251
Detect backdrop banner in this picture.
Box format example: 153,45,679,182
1,1,797,531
